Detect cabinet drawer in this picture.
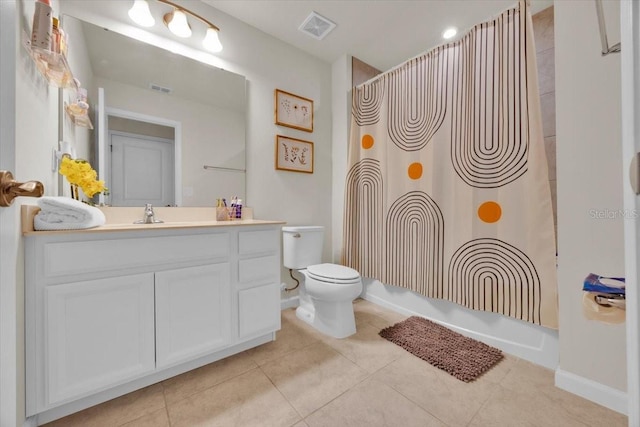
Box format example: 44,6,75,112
41,233,229,278
238,229,278,255
238,255,278,283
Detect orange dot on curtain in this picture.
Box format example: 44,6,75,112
478,201,502,223
408,162,423,180
362,134,374,149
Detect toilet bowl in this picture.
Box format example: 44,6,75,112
282,226,363,339
295,263,363,338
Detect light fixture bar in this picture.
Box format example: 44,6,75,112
156,0,220,32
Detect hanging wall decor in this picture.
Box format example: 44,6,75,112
275,89,314,132
275,135,314,173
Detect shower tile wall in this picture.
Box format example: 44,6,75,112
533,6,557,233
352,56,381,87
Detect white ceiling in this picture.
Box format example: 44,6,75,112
203,0,554,71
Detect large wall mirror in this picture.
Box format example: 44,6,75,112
60,15,247,207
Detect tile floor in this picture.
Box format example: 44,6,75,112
45,299,627,427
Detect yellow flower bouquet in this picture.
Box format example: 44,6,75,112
58,155,107,201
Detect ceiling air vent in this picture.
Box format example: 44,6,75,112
298,11,336,40
149,83,172,94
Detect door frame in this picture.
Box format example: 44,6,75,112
103,107,182,206
622,0,640,423
0,1,19,426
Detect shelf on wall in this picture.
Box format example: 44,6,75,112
24,38,78,89
64,103,94,129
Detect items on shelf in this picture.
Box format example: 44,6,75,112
28,0,75,87
64,81,93,129
31,0,53,51
582,273,625,324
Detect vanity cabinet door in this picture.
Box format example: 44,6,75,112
238,282,281,340
45,274,155,406
155,263,232,368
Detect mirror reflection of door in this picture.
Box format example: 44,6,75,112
96,88,181,207
109,130,175,207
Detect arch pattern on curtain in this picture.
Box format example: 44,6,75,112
343,1,558,328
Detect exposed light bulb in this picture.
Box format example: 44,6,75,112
128,0,155,28
165,9,192,38
442,27,458,40
203,27,223,52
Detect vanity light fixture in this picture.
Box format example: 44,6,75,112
127,0,223,52
164,9,191,38
442,27,458,40
128,0,155,27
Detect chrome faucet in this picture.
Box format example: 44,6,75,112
134,203,164,224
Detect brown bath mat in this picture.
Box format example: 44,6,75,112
379,316,503,382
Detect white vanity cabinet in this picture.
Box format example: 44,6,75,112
45,274,156,406
24,223,282,424
155,263,232,368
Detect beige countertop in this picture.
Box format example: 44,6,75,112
22,205,285,236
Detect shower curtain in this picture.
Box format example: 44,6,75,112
343,1,558,328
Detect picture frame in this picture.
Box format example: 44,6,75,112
274,89,314,132
275,135,314,174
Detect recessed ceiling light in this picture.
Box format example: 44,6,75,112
442,27,458,40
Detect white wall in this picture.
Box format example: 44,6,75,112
331,54,351,263
16,0,60,196
555,0,627,409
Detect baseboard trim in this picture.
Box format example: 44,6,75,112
280,295,299,310
555,368,627,415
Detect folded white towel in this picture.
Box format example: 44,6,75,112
34,197,106,230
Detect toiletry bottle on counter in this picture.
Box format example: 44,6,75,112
235,199,242,219
31,0,53,51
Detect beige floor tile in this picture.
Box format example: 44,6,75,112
166,367,300,427
120,408,170,427
353,299,407,330
305,378,446,427
373,352,516,426
247,312,322,366
260,341,369,417
320,321,406,373
162,350,257,405
469,384,589,427
280,308,332,339
499,360,627,427
292,422,310,427
43,383,166,427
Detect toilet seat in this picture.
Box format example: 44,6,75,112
307,263,361,285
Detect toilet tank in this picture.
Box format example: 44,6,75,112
282,226,324,269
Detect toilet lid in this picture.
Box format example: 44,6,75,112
307,263,360,283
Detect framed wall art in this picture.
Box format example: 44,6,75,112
274,89,314,132
275,135,314,173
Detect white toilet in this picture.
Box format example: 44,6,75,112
282,226,363,339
